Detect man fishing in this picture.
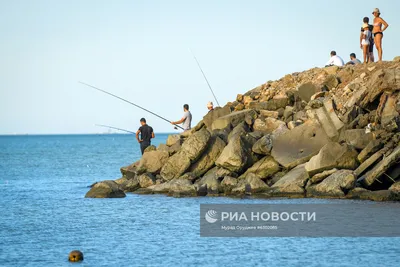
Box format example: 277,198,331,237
171,104,192,131
136,118,155,154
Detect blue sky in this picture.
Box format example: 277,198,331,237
0,0,399,134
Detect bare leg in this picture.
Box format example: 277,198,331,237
363,45,368,63
375,34,383,61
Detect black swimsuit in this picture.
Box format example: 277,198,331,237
374,32,383,37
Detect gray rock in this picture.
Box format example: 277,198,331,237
307,98,344,141
137,173,156,188
252,134,273,155
271,120,330,169
359,145,400,187
160,151,191,181
322,74,339,90
220,176,238,194
297,83,318,102
305,142,358,176
211,109,257,131
181,128,211,161
239,156,280,180
307,170,355,198
136,150,169,174
253,117,286,134
354,149,385,177
357,140,383,163
120,162,139,179
248,97,289,111
347,188,391,201
85,180,126,198
166,134,182,146
309,169,338,184
227,122,250,141
203,106,231,129
195,172,221,195
231,174,269,194
344,129,374,150
188,136,226,177
215,133,258,173
124,177,141,192
265,164,309,198
283,106,294,121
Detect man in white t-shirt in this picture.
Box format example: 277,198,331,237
325,51,345,67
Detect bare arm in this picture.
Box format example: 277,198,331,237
381,18,389,32
151,132,155,139
171,117,185,125
136,130,142,143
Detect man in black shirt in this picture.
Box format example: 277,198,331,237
136,118,155,155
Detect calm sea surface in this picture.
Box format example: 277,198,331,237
1,134,400,267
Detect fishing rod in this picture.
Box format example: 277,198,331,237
189,48,220,107
95,124,136,134
79,81,184,130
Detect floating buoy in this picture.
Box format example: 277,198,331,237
68,250,84,262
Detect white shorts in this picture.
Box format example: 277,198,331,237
361,39,370,46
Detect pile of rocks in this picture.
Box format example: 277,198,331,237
86,57,400,201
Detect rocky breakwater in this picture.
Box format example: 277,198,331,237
86,56,400,201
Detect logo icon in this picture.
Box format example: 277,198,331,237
205,210,218,223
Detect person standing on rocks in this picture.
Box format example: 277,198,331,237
360,23,372,63
207,101,214,112
372,8,389,62
325,51,344,67
171,104,192,131
136,118,155,154
361,17,375,62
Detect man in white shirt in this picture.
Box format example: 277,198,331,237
325,51,345,67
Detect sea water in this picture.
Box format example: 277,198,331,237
1,134,399,267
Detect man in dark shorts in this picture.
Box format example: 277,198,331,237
136,118,155,154
361,17,375,62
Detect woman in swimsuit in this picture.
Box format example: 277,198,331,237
372,8,389,62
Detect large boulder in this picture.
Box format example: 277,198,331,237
359,145,400,187
271,120,330,169
85,180,126,198
307,98,344,141
248,97,289,111
215,133,258,173
253,117,286,134
347,188,392,202
137,173,156,188
305,142,358,176
227,122,250,141
360,69,400,108
265,164,309,198
231,174,269,194
357,140,383,163
378,93,400,126
203,106,231,129
166,134,182,146
120,161,139,179
211,109,257,131
297,82,318,102
252,134,273,155
195,172,221,195
220,176,238,194
160,151,191,181
136,150,169,174
239,156,280,180
136,178,197,197
307,170,356,198
180,128,211,161
344,129,374,150
188,136,226,177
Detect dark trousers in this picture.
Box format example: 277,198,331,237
140,141,151,155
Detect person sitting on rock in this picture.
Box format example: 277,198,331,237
346,53,362,65
136,118,155,155
360,23,372,63
171,104,192,132
325,51,344,67
207,101,214,112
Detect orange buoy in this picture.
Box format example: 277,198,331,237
68,250,84,262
